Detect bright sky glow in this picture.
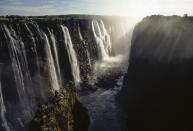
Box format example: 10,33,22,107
0,0,193,16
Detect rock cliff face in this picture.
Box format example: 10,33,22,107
121,16,193,130
0,15,132,131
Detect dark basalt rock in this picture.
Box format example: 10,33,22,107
120,15,193,130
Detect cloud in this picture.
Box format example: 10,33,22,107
0,0,193,16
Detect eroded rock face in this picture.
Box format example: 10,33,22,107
121,16,193,130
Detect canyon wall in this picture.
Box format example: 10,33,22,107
121,15,193,130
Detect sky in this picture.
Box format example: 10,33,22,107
0,0,193,17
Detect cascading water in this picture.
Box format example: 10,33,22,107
78,24,84,41
91,20,127,77
0,81,11,131
24,24,43,91
0,22,85,130
48,29,62,88
32,24,62,91
92,20,112,60
78,19,136,131
3,25,27,103
3,25,33,116
43,32,60,91
0,16,138,131
61,25,81,86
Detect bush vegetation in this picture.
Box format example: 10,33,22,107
29,82,89,131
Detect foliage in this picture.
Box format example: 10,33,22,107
0,14,134,23
30,82,77,131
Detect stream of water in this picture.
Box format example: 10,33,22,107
80,75,127,131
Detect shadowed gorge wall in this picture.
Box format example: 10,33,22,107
121,15,193,130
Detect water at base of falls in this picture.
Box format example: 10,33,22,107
77,19,130,131
79,75,127,131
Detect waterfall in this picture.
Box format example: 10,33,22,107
61,25,81,86
92,20,126,76
48,29,62,88
25,24,43,91
0,17,137,131
92,20,112,60
43,32,60,91
0,81,10,131
3,25,31,111
78,25,92,69
32,23,61,91
78,24,83,41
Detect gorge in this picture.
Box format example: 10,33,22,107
0,15,135,131
1,15,193,131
